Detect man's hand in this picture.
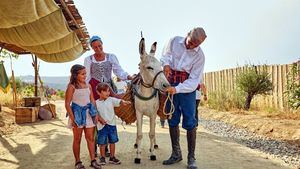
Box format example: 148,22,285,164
166,86,176,95
163,65,171,78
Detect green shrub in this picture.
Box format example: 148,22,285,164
21,84,35,97
236,65,272,110
56,90,65,98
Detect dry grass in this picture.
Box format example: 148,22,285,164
231,109,300,120
0,92,14,107
0,106,20,135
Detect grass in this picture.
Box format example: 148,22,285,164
0,91,14,107
207,90,245,111
206,89,300,120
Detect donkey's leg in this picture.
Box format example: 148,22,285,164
149,114,157,161
154,134,158,149
135,113,143,164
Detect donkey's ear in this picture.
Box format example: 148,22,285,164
139,38,145,56
150,42,157,55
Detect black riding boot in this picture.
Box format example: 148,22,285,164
163,126,182,165
187,127,197,169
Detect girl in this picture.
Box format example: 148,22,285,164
65,64,101,169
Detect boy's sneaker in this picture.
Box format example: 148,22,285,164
99,157,106,165
109,156,121,165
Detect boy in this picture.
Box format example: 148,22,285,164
95,82,130,165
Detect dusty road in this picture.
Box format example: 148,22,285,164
0,101,294,169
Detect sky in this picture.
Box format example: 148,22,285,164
2,0,300,77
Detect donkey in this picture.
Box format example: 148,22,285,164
133,38,170,164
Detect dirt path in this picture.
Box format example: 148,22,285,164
0,101,294,169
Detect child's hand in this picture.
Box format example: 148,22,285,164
98,118,107,125
121,100,131,106
70,118,77,127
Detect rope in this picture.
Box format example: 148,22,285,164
163,93,175,119
121,120,126,130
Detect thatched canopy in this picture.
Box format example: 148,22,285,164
0,0,89,63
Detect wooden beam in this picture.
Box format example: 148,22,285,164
59,0,89,50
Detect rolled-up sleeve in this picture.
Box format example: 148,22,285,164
84,56,92,83
160,37,175,67
110,54,129,80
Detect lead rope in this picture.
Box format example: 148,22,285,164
121,121,126,130
163,93,175,119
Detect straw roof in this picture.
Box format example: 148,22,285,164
0,0,89,63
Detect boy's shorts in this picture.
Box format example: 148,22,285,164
97,124,119,145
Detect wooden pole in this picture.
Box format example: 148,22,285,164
10,56,17,108
31,54,38,97
0,45,3,111
34,55,38,97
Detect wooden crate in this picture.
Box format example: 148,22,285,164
23,97,41,107
15,107,39,124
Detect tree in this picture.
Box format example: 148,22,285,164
0,48,19,59
236,65,273,110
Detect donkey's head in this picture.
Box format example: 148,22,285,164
138,38,170,91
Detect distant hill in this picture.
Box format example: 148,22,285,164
17,75,128,92
18,75,69,90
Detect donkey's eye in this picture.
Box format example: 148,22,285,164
146,66,154,70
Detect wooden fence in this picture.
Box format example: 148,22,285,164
203,61,300,110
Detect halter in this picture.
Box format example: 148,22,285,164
132,70,175,118
132,70,164,100
140,70,164,89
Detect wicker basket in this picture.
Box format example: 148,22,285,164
41,103,56,118
114,86,137,124
157,93,168,120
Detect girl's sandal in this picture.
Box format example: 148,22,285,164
75,161,85,169
90,159,102,169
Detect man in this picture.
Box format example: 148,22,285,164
160,27,206,169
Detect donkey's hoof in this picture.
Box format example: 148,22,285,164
134,143,138,149
154,144,158,149
134,158,141,164
150,155,156,161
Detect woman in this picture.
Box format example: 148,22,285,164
84,35,133,100
84,35,133,158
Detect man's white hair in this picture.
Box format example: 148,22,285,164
188,27,206,41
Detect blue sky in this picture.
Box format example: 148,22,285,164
3,0,300,77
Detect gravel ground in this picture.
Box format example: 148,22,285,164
199,118,300,168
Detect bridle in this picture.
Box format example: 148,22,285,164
140,70,164,89
132,70,164,101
